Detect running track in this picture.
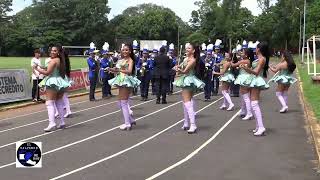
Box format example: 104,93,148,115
0,84,318,180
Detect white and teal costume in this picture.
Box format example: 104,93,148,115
246,60,269,90
38,59,71,91
234,66,252,87
108,59,141,88
220,66,235,83
173,58,205,91
269,69,297,85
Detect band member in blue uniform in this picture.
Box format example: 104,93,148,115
203,44,214,101
212,39,223,96
87,42,99,101
100,42,112,98
168,43,176,95
137,47,152,101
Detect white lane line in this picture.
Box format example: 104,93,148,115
0,91,182,150
146,110,241,180
49,97,222,180
0,91,195,169
0,94,142,122
0,100,121,134
0,99,88,122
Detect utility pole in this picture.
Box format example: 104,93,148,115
301,0,306,64
296,7,302,57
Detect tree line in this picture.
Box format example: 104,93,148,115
0,0,319,56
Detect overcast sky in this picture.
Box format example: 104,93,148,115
10,0,267,21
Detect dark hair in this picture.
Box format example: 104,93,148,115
52,44,69,78
231,53,238,63
64,49,71,77
257,42,270,78
123,44,136,75
189,43,201,78
159,47,166,54
282,51,296,74
34,49,41,54
244,48,255,64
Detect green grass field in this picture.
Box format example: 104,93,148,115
296,57,320,122
0,56,88,76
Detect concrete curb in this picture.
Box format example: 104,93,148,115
296,68,320,172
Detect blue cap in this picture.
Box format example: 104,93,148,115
133,45,139,50
100,50,108,55
142,48,148,54
88,48,95,54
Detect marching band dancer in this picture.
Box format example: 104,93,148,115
203,44,214,101
173,43,205,134
240,42,270,136
100,42,112,99
168,43,177,95
212,39,223,96
108,44,141,130
233,44,255,120
269,51,297,113
87,42,99,101
37,45,71,132
213,52,235,110
137,46,152,101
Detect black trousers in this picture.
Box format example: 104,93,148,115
155,77,168,100
89,75,97,100
212,75,220,94
102,77,111,97
168,75,175,93
140,73,152,98
32,79,42,100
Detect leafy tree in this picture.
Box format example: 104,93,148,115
0,0,12,55
109,3,191,50
5,0,110,55
186,32,207,44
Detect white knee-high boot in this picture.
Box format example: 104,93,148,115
184,101,197,133
276,92,288,113
282,91,288,104
220,91,227,110
63,93,72,118
222,90,234,111
251,100,266,136
242,93,253,120
181,103,190,130
55,98,66,128
240,94,246,116
44,100,57,132
119,100,132,130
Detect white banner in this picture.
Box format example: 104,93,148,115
0,69,31,104
140,40,165,51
